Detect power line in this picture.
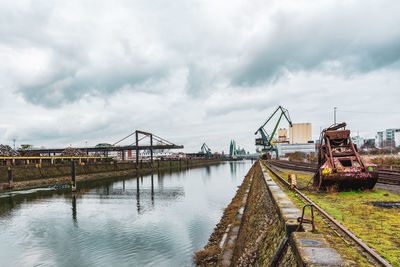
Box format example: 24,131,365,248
338,110,400,114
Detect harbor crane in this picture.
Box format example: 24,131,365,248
255,106,292,158
200,143,212,158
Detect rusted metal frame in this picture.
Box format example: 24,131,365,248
264,163,392,267
113,131,136,146
129,135,148,146
26,144,184,154
324,153,331,167
136,130,152,136
325,136,335,169
151,133,176,146
348,138,365,170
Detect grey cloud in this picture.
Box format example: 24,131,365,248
1,1,175,107
1,0,400,153
232,2,400,86
19,66,168,107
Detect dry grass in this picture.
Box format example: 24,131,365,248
194,245,220,266
326,184,339,194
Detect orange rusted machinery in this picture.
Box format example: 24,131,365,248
313,123,378,191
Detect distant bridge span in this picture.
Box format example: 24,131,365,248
26,130,183,168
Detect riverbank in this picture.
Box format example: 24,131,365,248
196,160,348,266
0,159,228,193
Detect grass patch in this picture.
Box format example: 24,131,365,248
272,166,400,266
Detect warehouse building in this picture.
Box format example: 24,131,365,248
289,123,312,144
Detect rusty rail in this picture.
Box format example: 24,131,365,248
263,162,392,267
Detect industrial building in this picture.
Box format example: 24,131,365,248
375,128,400,148
289,123,312,144
276,143,316,156
277,129,289,143
351,136,365,149
270,123,314,157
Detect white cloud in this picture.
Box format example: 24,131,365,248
0,0,399,152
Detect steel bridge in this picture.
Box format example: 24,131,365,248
25,130,184,168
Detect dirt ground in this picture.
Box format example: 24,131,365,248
375,183,400,195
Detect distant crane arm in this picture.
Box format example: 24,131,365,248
254,105,293,153
201,143,211,154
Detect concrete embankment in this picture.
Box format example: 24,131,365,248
0,159,226,192
195,160,344,266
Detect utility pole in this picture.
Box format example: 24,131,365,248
334,107,337,124
13,139,16,150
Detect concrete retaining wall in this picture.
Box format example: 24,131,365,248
0,159,226,192
219,161,344,266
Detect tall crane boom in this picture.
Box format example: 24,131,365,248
255,106,292,157
200,143,211,155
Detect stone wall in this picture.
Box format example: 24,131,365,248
202,160,344,266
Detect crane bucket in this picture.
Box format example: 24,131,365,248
313,123,378,191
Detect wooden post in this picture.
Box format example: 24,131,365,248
157,159,160,169
136,131,139,169
170,160,172,169
150,134,154,168
8,167,12,188
71,159,76,191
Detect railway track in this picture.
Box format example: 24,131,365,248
263,162,392,267
267,160,400,186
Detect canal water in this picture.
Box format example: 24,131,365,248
0,160,252,267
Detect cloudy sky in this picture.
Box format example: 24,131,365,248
1,0,400,152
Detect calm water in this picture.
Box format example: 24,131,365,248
0,161,252,267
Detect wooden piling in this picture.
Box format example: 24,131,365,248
7,167,12,188
71,159,76,191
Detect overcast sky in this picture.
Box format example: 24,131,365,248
1,0,400,152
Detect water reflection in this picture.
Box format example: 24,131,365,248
0,161,252,267
230,162,237,176
151,174,154,207
72,194,77,225
205,166,211,176
137,174,141,213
